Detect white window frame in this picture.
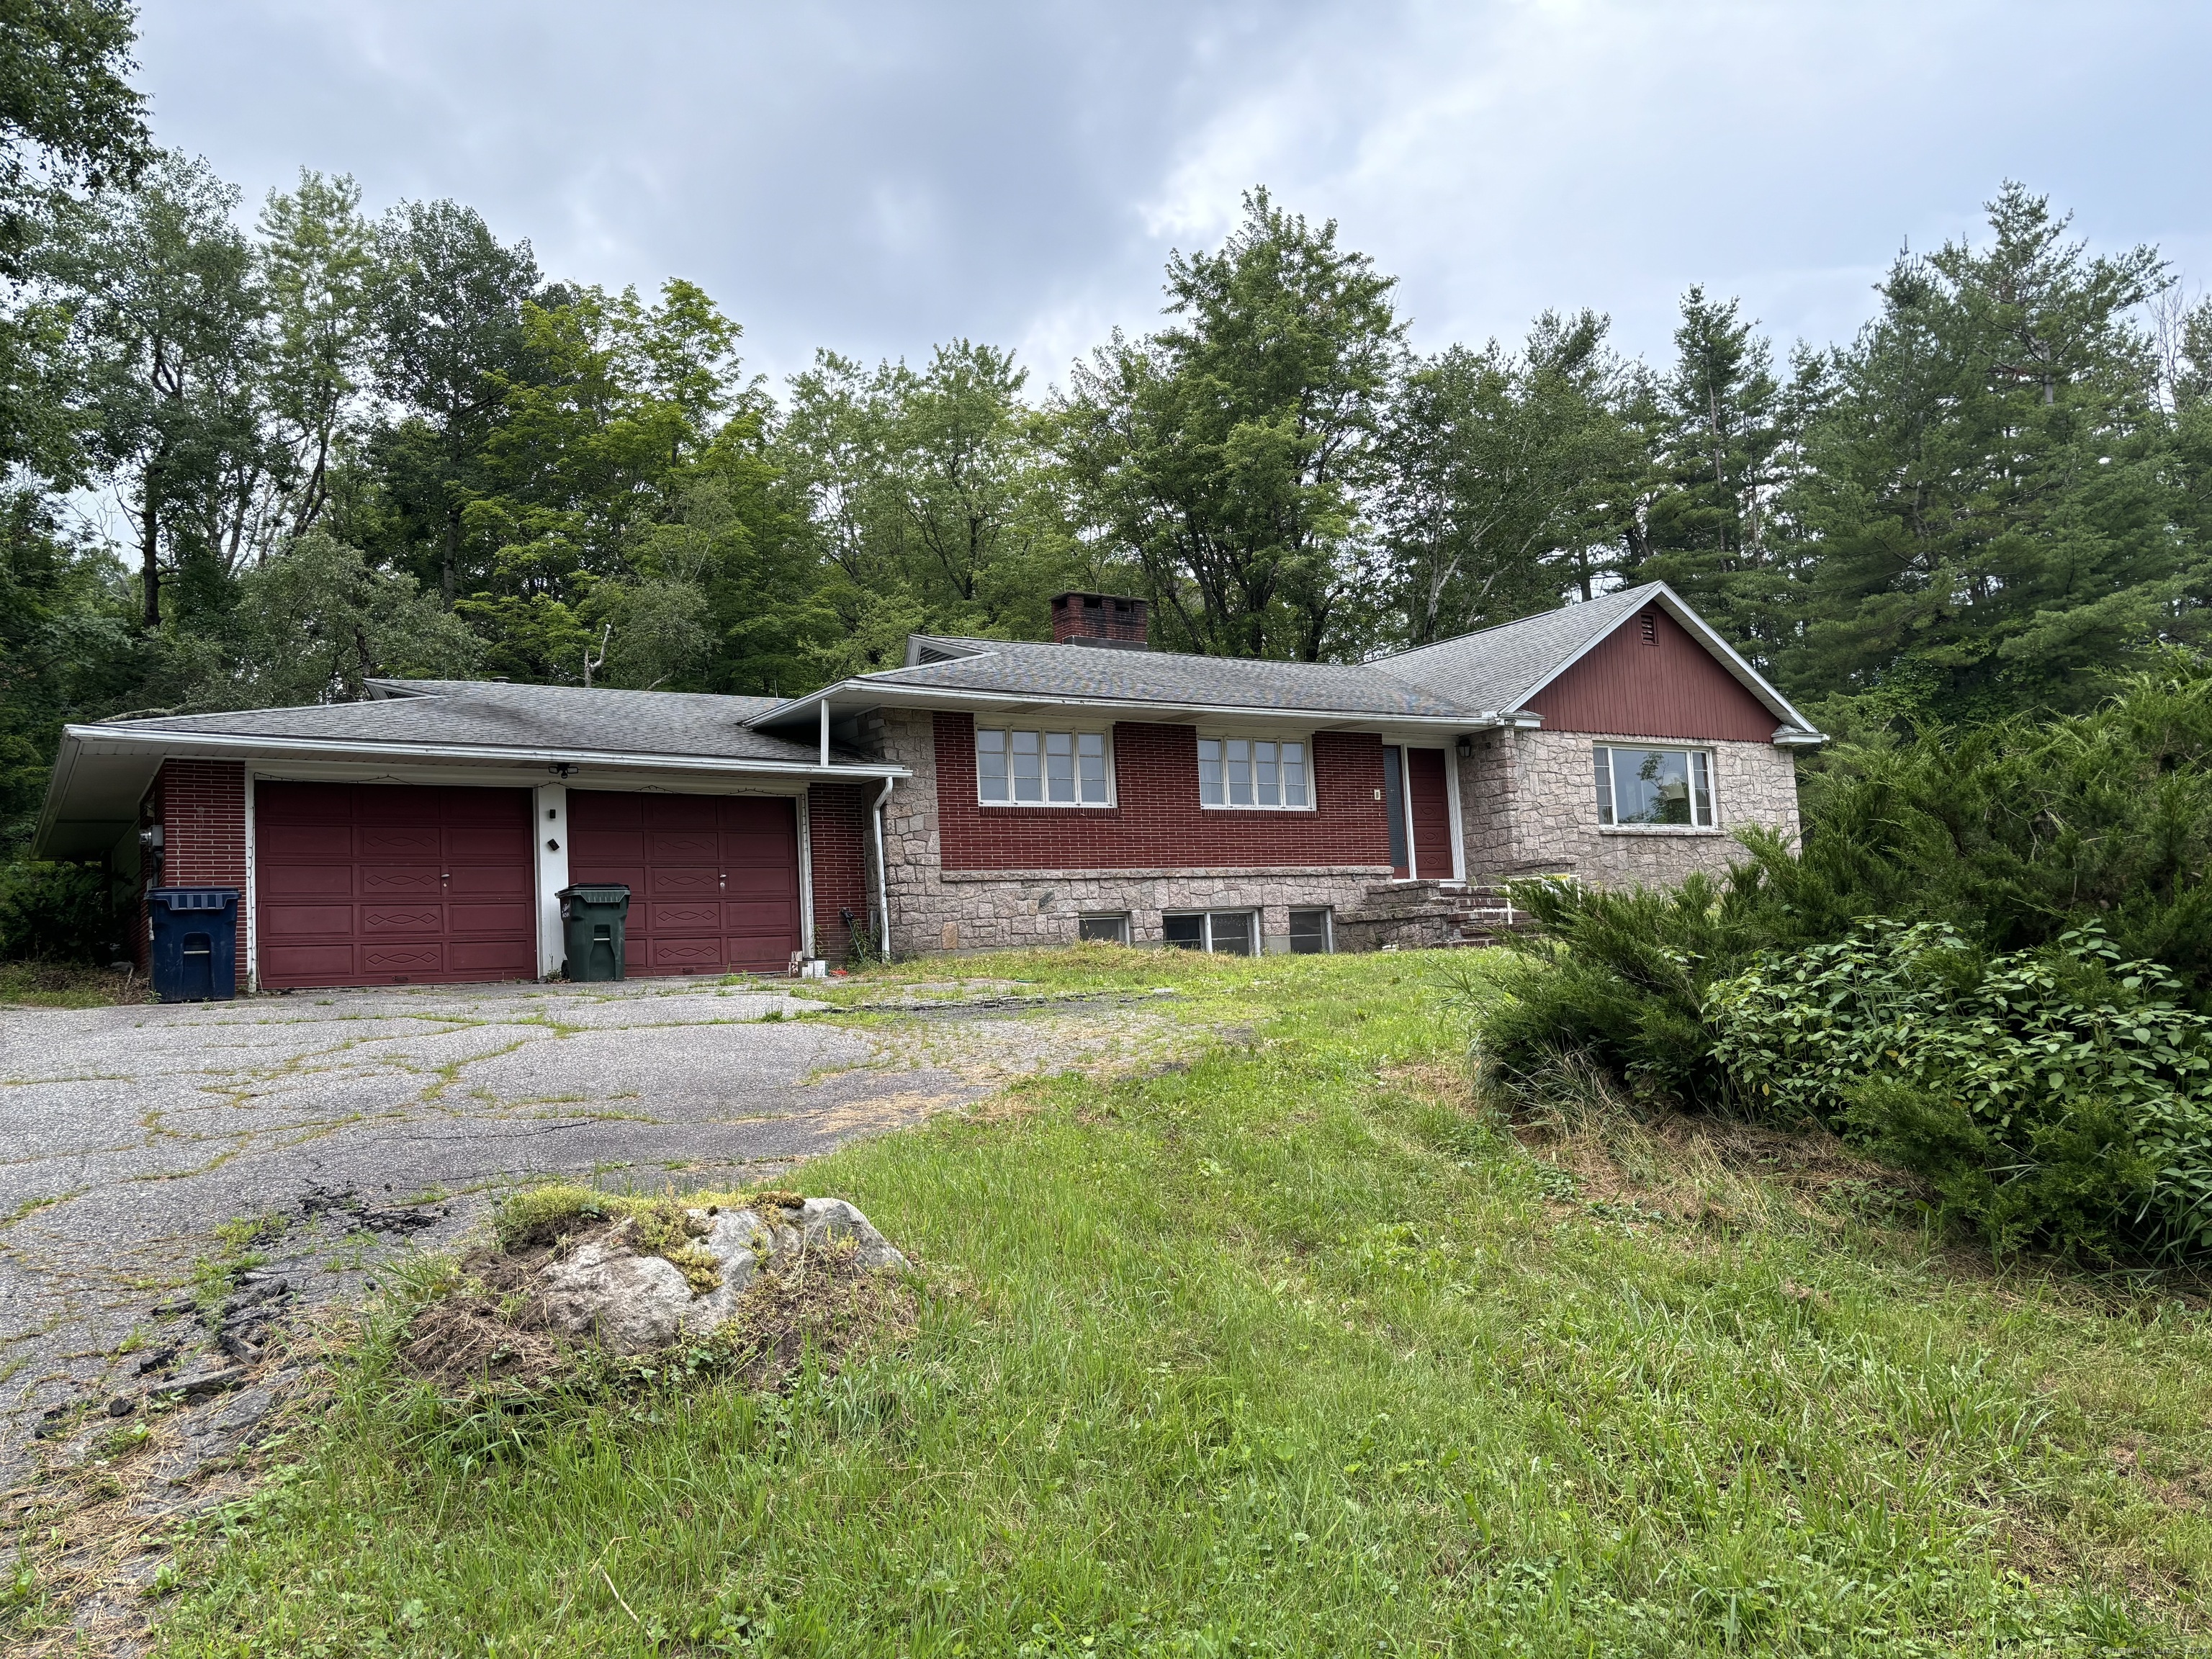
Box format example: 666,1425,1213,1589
1594,744,1717,831
1286,906,1334,955
1077,913,1131,944
975,724,1115,808
1161,909,1260,956
1197,732,1315,811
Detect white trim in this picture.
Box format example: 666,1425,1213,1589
1195,729,1317,811
1443,745,1467,884
1401,745,1419,880
795,791,815,958
871,776,894,962
763,680,1513,737
818,702,830,767
972,721,1118,809
242,771,258,991
532,783,570,977
53,725,906,781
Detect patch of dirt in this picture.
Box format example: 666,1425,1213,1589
716,1235,919,1391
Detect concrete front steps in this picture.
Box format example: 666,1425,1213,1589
1332,881,1535,952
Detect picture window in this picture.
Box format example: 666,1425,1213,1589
1594,745,1713,828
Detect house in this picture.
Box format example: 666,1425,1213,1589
31,581,1820,990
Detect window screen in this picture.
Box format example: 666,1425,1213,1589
1198,737,1308,808
1595,746,1712,827
1287,907,1332,954
977,727,1110,805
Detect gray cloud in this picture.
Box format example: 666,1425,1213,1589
138,1,2212,389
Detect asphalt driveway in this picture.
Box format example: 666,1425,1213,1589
0,975,1195,1475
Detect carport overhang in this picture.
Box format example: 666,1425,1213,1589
32,725,909,863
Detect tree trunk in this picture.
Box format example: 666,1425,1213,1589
139,475,161,631
441,509,457,606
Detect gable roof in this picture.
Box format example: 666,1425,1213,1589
760,582,1819,739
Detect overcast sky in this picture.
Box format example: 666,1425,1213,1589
135,1,2212,393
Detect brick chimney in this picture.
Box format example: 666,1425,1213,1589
1051,591,1150,649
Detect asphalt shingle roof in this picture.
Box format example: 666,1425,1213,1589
96,680,836,765
852,639,1468,717
1372,583,1665,713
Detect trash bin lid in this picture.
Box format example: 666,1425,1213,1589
556,884,631,904
150,887,238,910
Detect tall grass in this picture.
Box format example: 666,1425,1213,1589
113,950,2212,1655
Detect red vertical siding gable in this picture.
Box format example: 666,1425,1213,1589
1526,607,1776,742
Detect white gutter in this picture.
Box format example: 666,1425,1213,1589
871,775,894,963
755,681,1514,734
55,724,907,781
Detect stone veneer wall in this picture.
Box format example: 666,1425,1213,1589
1456,728,1799,888
870,708,1390,956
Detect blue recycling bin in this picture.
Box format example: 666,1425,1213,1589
148,887,239,1003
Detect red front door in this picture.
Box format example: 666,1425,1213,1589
255,783,536,988
566,792,802,975
1406,749,1455,881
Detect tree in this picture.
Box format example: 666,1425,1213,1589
258,169,377,537
1381,310,1640,644
44,150,273,629
368,198,539,604
1627,288,1797,668
1056,190,1402,660
212,528,480,708
1786,184,2193,719
776,339,1083,675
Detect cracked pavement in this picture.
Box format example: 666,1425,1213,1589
0,975,1204,1478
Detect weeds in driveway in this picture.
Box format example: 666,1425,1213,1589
99,948,2212,1654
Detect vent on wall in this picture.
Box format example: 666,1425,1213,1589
1639,610,1658,646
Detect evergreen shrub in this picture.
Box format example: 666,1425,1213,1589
0,860,120,964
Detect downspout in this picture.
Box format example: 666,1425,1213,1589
871,775,894,963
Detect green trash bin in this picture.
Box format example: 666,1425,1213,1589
557,884,631,981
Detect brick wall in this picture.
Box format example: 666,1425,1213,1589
143,759,249,989
806,781,871,960
874,710,1391,956
1457,729,1799,889
935,713,1390,871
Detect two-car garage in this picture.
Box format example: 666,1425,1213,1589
253,782,806,989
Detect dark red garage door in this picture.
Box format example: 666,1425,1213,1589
567,791,801,975
256,783,536,988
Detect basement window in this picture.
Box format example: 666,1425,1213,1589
1197,736,1310,809
976,727,1112,806
1078,914,1130,944
1594,745,1713,829
1287,907,1334,954
1162,910,1257,956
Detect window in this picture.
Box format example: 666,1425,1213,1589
1198,736,1309,809
1287,907,1333,955
1162,910,1258,955
976,727,1111,806
1078,914,1130,944
1594,745,1713,828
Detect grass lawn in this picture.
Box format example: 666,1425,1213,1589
117,948,2212,1653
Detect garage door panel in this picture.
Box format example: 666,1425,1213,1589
359,827,440,860
259,863,354,899
261,902,357,938
360,867,439,898
567,789,801,978
362,904,444,934
261,943,356,979
256,783,534,989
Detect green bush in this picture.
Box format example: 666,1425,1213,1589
1707,924,2212,1259
0,860,121,963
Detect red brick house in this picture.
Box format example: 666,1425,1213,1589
32,582,1820,989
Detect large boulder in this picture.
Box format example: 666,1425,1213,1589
536,1198,906,1354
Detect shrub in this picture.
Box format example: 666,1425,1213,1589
0,860,121,963
1707,924,2212,1260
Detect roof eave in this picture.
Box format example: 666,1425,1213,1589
752,679,1507,732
